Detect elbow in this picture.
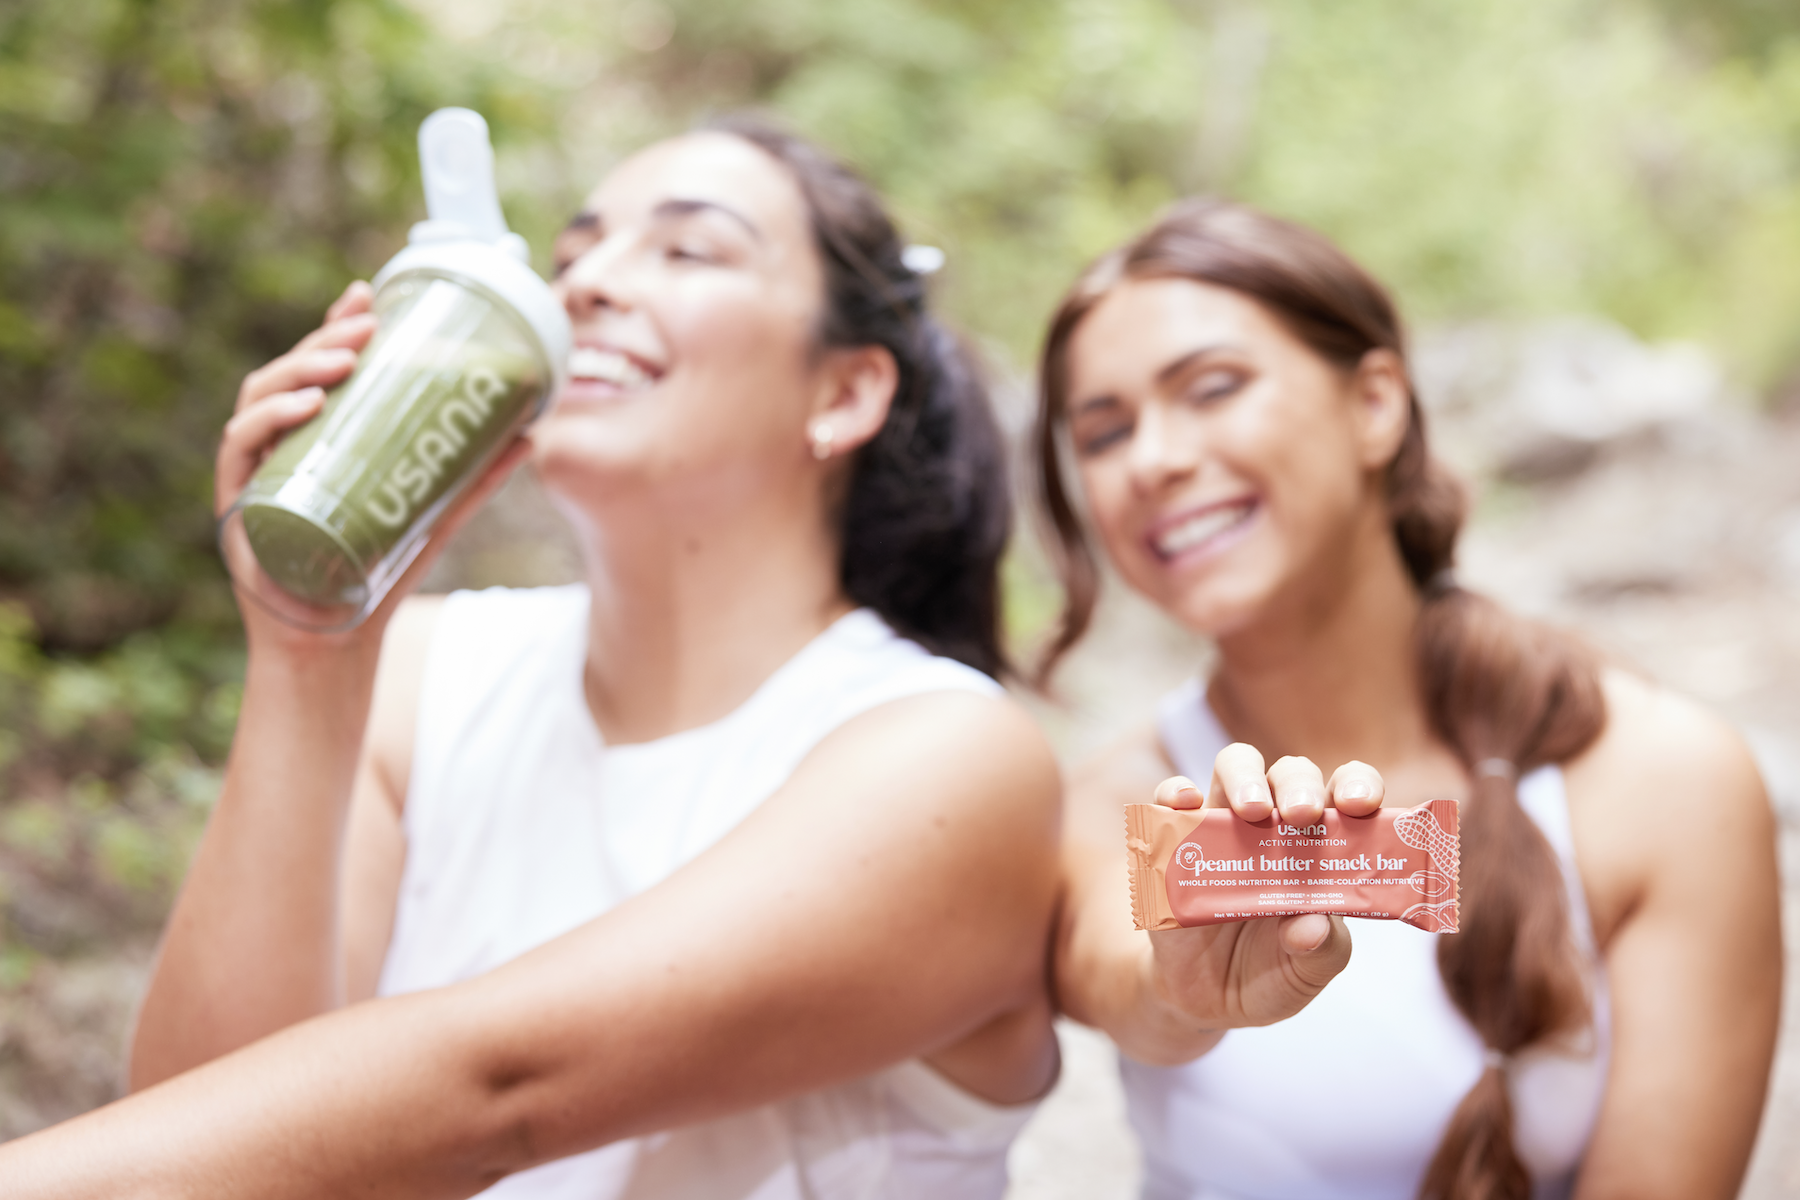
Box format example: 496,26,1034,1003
424,987,607,1183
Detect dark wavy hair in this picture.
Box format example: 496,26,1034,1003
705,114,1011,678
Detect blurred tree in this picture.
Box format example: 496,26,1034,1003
0,0,553,652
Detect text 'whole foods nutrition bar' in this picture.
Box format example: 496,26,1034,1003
1126,799,1460,933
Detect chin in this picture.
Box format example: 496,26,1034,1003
1151,565,1284,641
529,435,650,509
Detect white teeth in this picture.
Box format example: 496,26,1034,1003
1155,503,1253,557
568,346,654,390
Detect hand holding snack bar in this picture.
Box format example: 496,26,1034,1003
1137,745,1390,1044
1054,739,1391,1068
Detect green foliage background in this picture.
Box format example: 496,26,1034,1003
1,0,1798,1015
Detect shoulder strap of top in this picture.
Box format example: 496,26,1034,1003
1515,764,1604,957
1156,675,1230,782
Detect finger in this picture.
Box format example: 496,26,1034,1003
1326,760,1386,818
236,349,358,413
1277,914,1352,990
1152,775,1206,810
1208,742,1272,822
291,310,380,357
323,280,375,324
1266,755,1327,828
215,388,326,511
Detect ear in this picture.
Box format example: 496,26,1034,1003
1348,348,1411,471
807,343,898,459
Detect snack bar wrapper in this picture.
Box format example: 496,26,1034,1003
1126,799,1460,933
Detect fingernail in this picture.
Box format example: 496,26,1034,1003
1234,782,1273,813
1339,780,1371,802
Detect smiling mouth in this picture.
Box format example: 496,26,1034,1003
568,346,659,393
1150,500,1257,561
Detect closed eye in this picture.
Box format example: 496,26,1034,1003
1186,368,1246,405
1082,428,1129,455
1074,419,1133,457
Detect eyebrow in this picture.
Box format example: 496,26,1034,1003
652,197,763,241
560,211,601,236
1070,393,1123,419
1154,343,1241,386
559,199,764,243
1069,342,1246,417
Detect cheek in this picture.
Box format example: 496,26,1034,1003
1075,460,1138,552
1247,408,1366,550
664,277,813,395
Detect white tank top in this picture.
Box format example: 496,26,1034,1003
1128,678,1611,1200
378,585,1037,1200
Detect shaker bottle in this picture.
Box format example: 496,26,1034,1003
220,108,571,631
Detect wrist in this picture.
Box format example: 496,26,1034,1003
240,603,387,677
1129,942,1227,1065
241,625,385,716
1138,942,1212,1032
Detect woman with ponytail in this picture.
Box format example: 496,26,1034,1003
1044,200,1781,1199
1,118,1073,1198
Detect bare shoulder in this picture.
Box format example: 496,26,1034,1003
1567,668,1768,820
815,688,1063,828
1565,667,1774,940
363,594,448,808
1065,722,1176,844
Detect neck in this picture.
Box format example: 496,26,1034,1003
1206,511,1442,776
568,486,851,745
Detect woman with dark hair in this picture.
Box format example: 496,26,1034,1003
0,117,1105,1198
1044,199,1781,1199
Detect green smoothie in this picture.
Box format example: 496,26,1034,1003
235,274,548,610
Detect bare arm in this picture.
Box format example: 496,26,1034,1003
1571,674,1781,1199
1054,727,1384,1065
126,628,384,1088
129,283,520,1088
3,689,1062,1198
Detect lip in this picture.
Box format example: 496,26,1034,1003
1144,495,1259,566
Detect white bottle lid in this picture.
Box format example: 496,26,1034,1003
370,108,571,403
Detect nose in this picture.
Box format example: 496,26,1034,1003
1126,399,1199,496
555,233,638,321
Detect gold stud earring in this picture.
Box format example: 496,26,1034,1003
809,423,835,461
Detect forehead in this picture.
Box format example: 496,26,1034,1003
585,132,812,245
1070,277,1288,389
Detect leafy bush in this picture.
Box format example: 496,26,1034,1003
0,603,234,971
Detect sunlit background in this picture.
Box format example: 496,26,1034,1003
2,0,1797,1193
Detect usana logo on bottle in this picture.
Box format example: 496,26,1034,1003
365,365,508,529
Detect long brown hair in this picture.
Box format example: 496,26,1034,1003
1035,199,1607,1200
